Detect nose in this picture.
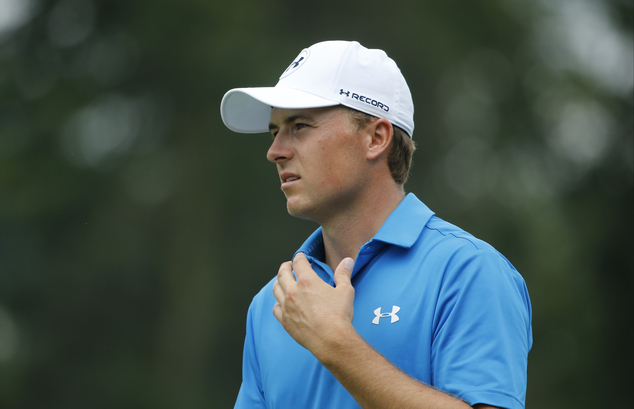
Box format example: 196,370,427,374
266,133,293,164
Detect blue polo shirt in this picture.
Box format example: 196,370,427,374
235,193,532,409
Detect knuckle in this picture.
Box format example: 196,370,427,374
296,274,311,286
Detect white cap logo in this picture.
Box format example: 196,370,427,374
280,49,310,79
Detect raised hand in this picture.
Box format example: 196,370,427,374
272,253,355,357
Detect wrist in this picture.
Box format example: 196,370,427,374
311,322,362,367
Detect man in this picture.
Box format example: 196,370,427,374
220,40,532,409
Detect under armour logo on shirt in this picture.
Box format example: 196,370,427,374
372,305,400,325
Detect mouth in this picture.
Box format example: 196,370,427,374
280,172,301,187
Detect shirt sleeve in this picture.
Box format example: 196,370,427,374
233,302,267,409
431,248,532,409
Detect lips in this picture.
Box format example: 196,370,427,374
280,172,300,186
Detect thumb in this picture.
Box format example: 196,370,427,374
334,257,354,287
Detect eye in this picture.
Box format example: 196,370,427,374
294,123,308,131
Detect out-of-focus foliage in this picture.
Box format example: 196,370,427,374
0,0,631,407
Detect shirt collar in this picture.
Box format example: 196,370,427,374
295,193,435,261
372,192,434,248
296,227,326,261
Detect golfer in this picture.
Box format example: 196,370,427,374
220,40,532,409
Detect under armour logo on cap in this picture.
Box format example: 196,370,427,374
280,49,310,79
372,305,400,325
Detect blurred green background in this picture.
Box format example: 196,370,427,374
0,0,632,408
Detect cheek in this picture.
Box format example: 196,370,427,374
321,146,364,188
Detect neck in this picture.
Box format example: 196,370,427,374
320,184,405,272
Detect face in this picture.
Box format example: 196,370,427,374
267,106,371,223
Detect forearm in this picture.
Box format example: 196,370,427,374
314,324,471,409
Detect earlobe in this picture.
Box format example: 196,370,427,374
366,118,393,161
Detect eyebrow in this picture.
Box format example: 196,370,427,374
268,113,314,132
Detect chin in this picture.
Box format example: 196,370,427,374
285,198,316,221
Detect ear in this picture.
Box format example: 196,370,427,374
366,118,393,161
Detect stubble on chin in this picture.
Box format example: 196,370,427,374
285,197,315,221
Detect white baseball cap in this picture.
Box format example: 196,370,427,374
220,40,414,138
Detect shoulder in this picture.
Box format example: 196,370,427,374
424,216,517,266
413,216,509,267
424,215,495,252
416,216,526,293
247,276,278,317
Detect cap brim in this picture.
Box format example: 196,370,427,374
220,87,339,134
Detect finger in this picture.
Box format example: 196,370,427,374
291,252,315,279
335,257,355,322
275,261,294,290
272,276,285,304
334,257,354,288
272,301,283,323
